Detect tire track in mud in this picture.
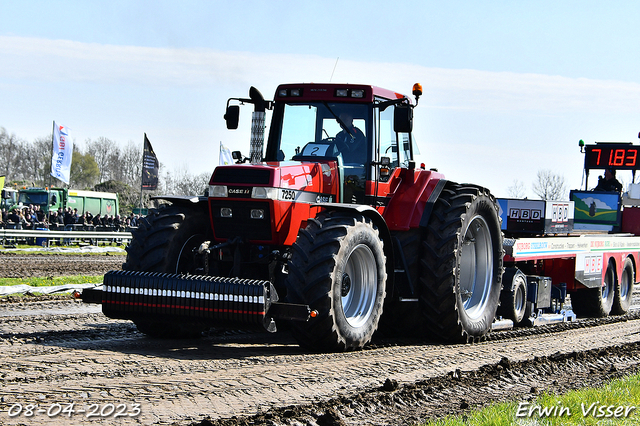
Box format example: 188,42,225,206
2,254,640,425
0,307,639,425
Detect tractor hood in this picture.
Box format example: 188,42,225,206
207,162,340,246
209,162,338,201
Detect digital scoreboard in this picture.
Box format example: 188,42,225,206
584,144,640,171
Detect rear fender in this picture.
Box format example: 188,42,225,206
151,195,210,213
382,168,447,231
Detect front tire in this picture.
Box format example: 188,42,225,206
420,183,503,342
123,204,211,338
123,204,210,274
285,211,387,352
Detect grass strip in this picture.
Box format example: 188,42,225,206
424,372,640,425
0,275,104,287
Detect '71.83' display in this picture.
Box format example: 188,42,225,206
585,144,640,170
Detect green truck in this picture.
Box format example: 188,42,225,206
16,188,119,217
1,188,18,211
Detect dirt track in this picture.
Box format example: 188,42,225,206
0,253,123,278
1,254,640,426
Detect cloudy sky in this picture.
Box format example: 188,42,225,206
1,0,639,197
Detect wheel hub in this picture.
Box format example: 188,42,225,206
341,273,352,297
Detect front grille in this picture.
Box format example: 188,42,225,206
210,200,272,241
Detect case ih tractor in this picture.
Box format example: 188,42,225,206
100,83,504,351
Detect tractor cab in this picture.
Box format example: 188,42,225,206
225,83,421,205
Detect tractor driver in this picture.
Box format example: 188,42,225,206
335,112,367,165
594,168,623,192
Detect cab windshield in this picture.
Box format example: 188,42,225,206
18,192,48,206
267,102,369,162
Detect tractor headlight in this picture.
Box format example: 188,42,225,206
251,187,278,199
210,185,228,197
250,209,265,219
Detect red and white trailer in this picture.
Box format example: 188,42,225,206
494,142,640,329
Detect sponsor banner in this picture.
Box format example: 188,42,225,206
142,134,159,190
509,236,640,259
497,199,574,234
50,122,72,184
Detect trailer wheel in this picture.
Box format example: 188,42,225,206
612,257,634,315
497,268,529,325
420,183,503,342
285,211,386,352
571,259,615,318
123,204,211,338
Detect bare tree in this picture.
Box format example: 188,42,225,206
119,141,142,188
22,136,51,186
162,167,209,196
86,137,118,182
532,169,567,200
0,128,23,181
506,179,527,198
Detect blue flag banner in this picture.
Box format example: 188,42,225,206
51,122,72,184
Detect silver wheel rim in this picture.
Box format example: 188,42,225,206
341,244,377,328
460,215,494,320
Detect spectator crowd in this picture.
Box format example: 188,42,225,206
1,205,140,231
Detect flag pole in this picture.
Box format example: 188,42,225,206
139,133,144,214
49,121,55,190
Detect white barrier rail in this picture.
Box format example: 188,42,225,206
1,228,132,243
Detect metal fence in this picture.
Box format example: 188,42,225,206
1,227,132,247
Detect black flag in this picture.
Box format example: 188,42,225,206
141,134,159,190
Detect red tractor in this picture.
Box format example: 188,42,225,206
100,83,504,351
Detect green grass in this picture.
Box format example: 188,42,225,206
0,275,104,287
423,372,640,426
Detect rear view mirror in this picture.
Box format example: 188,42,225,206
394,105,413,133
224,105,240,129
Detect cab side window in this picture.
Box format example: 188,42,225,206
378,103,412,171
378,106,398,168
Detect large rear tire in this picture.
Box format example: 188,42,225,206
611,257,634,315
285,211,387,352
123,204,211,338
571,258,615,318
420,183,503,342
